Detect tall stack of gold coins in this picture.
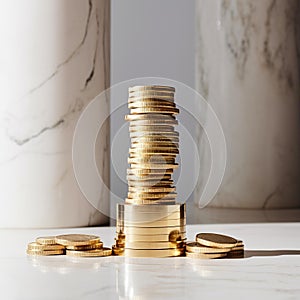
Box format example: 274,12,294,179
113,85,186,257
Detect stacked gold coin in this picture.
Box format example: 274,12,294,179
185,233,244,259
113,203,186,257
125,85,179,205
113,85,186,257
26,234,112,257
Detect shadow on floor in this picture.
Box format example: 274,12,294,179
244,250,300,258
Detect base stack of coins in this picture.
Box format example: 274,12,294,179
113,85,186,257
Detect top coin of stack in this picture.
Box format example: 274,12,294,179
125,85,179,205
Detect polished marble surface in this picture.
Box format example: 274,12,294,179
1,223,300,299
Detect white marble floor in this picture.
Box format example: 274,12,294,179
1,223,300,299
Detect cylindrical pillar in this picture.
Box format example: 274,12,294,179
0,0,110,227
195,0,300,208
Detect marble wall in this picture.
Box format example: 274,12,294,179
195,0,300,208
0,0,110,227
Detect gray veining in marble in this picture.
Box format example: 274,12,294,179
195,0,300,208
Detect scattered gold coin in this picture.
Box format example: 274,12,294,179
35,236,57,245
55,234,100,247
185,241,231,254
186,252,227,259
27,242,65,251
196,233,238,249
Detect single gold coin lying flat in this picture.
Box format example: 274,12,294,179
27,242,65,251
36,236,57,245
55,234,100,246
67,242,103,251
129,85,175,92
130,119,178,126
196,233,238,249
127,175,171,181
119,218,185,228
129,148,178,155
27,249,64,256
128,100,176,109
129,89,175,96
125,113,176,121
117,232,186,243
127,191,177,199
119,226,185,235
125,198,176,205
66,247,112,257
185,242,231,254
230,245,244,251
127,168,174,175
128,186,176,193
128,181,173,187
130,107,179,115
186,252,227,259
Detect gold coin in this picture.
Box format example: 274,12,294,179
121,212,185,224
128,95,175,102
127,174,171,181
125,114,176,121
55,234,101,246
128,180,173,187
130,107,179,115
127,168,174,175
117,203,184,214
113,247,184,257
131,140,179,147
122,240,184,250
119,226,185,235
186,252,227,259
185,242,231,254
129,148,178,155
36,236,57,245
230,245,244,251
27,242,65,251
130,143,178,149
129,85,175,92
125,199,176,205
129,119,178,126
236,240,244,247
128,186,176,193
128,100,176,108
130,133,179,140
119,218,185,228
129,125,175,132
128,157,176,163
196,233,238,249
26,249,64,256
128,90,175,98
66,242,103,251
127,191,177,198
117,233,186,243
130,164,179,169
118,205,185,223
112,245,124,255
66,247,112,257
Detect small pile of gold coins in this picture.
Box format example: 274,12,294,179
125,85,179,205
112,203,186,257
185,233,244,259
26,234,112,257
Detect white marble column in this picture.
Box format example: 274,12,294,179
0,0,110,227
195,0,300,208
